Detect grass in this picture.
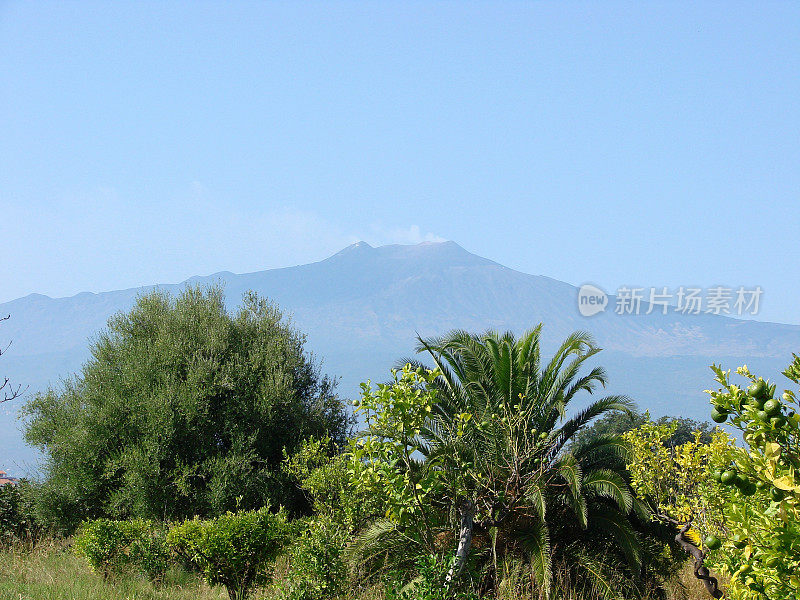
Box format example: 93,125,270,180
0,540,227,600
0,542,716,600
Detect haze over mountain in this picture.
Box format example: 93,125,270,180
3,241,799,474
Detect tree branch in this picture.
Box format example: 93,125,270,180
657,516,723,598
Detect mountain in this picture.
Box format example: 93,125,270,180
3,241,799,474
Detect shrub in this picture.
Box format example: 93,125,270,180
0,480,39,544
625,357,800,599
385,553,478,600
167,507,292,600
73,518,170,580
130,525,173,583
23,286,353,529
283,436,379,532
276,515,349,600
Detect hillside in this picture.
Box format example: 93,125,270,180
3,241,799,473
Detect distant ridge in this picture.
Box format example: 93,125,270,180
3,241,799,471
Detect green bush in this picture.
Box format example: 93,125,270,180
130,525,173,583
73,518,172,582
283,436,379,531
167,507,292,600
0,480,39,544
386,553,478,600
276,515,348,600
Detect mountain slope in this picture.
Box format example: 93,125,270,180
3,241,799,473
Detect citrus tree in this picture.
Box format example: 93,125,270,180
625,355,800,600
703,358,800,599
624,421,731,597
167,507,292,600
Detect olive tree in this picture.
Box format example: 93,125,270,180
23,285,352,530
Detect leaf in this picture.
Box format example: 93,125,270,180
517,521,552,598
771,476,800,492
583,469,633,513
764,442,781,460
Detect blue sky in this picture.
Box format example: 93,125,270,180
1,2,798,324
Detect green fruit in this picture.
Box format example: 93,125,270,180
711,408,728,423
748,380,767,398
771,488,786,502
704,535,721,550
756,480,768,489
764,399,781,415
757,410,770,423
771,416,787,428
721,470,737,485
749,398,766,411
712,469,724,483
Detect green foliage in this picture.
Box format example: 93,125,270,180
22,286,352,531
167,507,292,600
275,515,349,600
574,409,714,451
282,436,376,531
624,420,733,527
348,365,443,536
73,518,171,582
0,480,39,544
385,553,478,600
347,328,656,599
625,356,800,599
702,361,800,599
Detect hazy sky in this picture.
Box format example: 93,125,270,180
2,2,798,324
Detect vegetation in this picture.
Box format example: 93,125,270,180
0,479,39,544
625,357,800,600
0,541,227,600
73,518,171,582
168,507,292,600
347,329,673,599
21,286,352,531
8,284,800,600
574,411,714,450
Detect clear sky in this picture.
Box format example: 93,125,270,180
1,2,798,324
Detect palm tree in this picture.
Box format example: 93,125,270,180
349,326,654,599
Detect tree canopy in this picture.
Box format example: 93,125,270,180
348,328,676,599
23,285,352,530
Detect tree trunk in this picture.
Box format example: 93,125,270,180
674,522,723,598
445,499,475,589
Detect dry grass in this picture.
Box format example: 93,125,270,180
0,542,721,600
0,540,228,600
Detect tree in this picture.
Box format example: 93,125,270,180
625,357,800,600
0,314,25,403
349,328,660,598
574,409,714,450
23,285,352,530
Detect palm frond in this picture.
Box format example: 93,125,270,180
589,504,642,573
516,520,552,598
583,468,633,513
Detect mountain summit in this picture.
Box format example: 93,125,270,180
3,241,799,470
